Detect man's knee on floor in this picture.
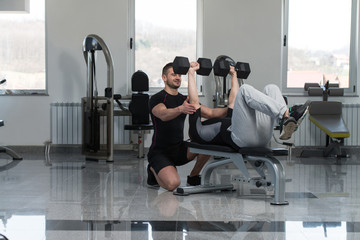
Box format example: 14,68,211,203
157,166,181,191
160,177,180,191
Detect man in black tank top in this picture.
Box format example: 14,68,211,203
147,62,228,191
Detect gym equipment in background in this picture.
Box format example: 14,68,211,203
305,81,344,101
0,121,23,160
300,81,350,159
213,55,251,107
0,79,23,160
124,71,153,158
81,34,114,161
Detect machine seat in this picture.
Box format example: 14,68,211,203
185,141,288,156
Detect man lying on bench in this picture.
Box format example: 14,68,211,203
187,61,310,159
177,61,311,205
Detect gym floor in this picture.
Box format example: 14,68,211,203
0,147,360,240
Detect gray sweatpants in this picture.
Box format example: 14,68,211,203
229,84,287,147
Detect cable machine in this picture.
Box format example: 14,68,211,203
81,34,114,161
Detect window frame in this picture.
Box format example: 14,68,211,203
128,0,203,96
281,0,359,96
0,0,47,96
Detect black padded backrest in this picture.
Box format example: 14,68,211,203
129,70,150,125
0,120,3,127
132,70,149,92
129,93,150,124
309,101,342,115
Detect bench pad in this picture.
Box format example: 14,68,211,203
185,141,288,156
309,115,350,138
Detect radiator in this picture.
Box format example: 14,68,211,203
50,103,130,145
294,103,360,147
51,103,359,147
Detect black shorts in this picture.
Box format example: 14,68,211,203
147,141,191,174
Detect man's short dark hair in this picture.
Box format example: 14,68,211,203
162,62,173,76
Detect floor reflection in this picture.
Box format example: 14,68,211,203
1,149,360,239
0,215,45,240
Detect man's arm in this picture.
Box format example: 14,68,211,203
200,105,228,119
152,99,196,122
201,65,239,118
187,61,228,119
228,66,239,109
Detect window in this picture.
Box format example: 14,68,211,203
282,0,358,94
0,0,46,95
134,0,199,91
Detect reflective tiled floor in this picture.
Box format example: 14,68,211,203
1,147,360,239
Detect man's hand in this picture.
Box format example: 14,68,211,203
229,65,237,77
188,61,200,74
179,97,197,114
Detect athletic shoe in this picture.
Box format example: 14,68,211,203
279,117,297,140
279,100,311,140
147,165,159,188
187,175,201,186
289,100,311,126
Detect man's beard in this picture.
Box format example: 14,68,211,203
167,81,180,89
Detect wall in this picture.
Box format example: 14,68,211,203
201,0,283,107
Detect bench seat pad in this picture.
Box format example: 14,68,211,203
309,115,350,138
185,141,288,156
